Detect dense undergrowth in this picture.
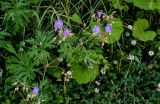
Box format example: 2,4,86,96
0,0,160,104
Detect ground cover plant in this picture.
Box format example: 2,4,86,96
0,0,160,104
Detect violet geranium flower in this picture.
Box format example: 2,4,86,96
105,24,112,33
32,87,39,95
93,25,100,35
63,28,71,37
54,20,63,29
97,11,105,18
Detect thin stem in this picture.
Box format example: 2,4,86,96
17,90,26,101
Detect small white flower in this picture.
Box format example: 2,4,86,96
58,57,63,62
100,69,106,75
131,40,137,46
127,25,132,30
148,51,154,56
67,63,71,67
113,60,118,64
19,47,24,52
39,42,42,45
20,41,25,46
125,32,130,37
14,86,19,92
127,54,135,61
0,72,2,77
64,71,73,81
94,88,100,94
0,68,3,77
158,83,160,89
66,71,72,76
95,80,100,86
157,83,160,92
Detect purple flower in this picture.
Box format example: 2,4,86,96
54,20,63,29
97,11,105,18
105,24,112,33
93,25,100,34
32,87,39,95
63,28,71,36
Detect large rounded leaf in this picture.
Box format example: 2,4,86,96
71,64,99,84
105,18,124,44
133,19,156,41
132,0,160,10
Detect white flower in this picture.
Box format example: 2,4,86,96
95,81,100,86
19,47,24,52
127,25,132,30
158,83,160,89
94,88,100,94
0,68,3,77
0,72,2,77
113,60,118,64
64,71,73,81
14,86,19,92
157,83,160,92
39,42,42,45
58,57,63,62
127,54,135,61
67,63,71,67
100,69,106,75
148,51,154,56
131,40,137,46
20,41,25,46
66,71,72,76
125,32,130,37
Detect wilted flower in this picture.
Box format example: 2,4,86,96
105,24,112,33
32,87,39,95
94,88,100,94
54,20,63,29
131,40,137,46
93,25,100,34
97,11,105,18
127,54,135,61
148,51,154,56
63,28,71,36
148,64,153,70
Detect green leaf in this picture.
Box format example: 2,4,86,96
71,64,99,84
109,0,129,10
105,18,124,44
126,0,160,10
48,68,62,79
133,19,156,41
69,13,82,24
0,41,16,54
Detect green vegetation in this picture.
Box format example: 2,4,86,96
0,0,160,103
